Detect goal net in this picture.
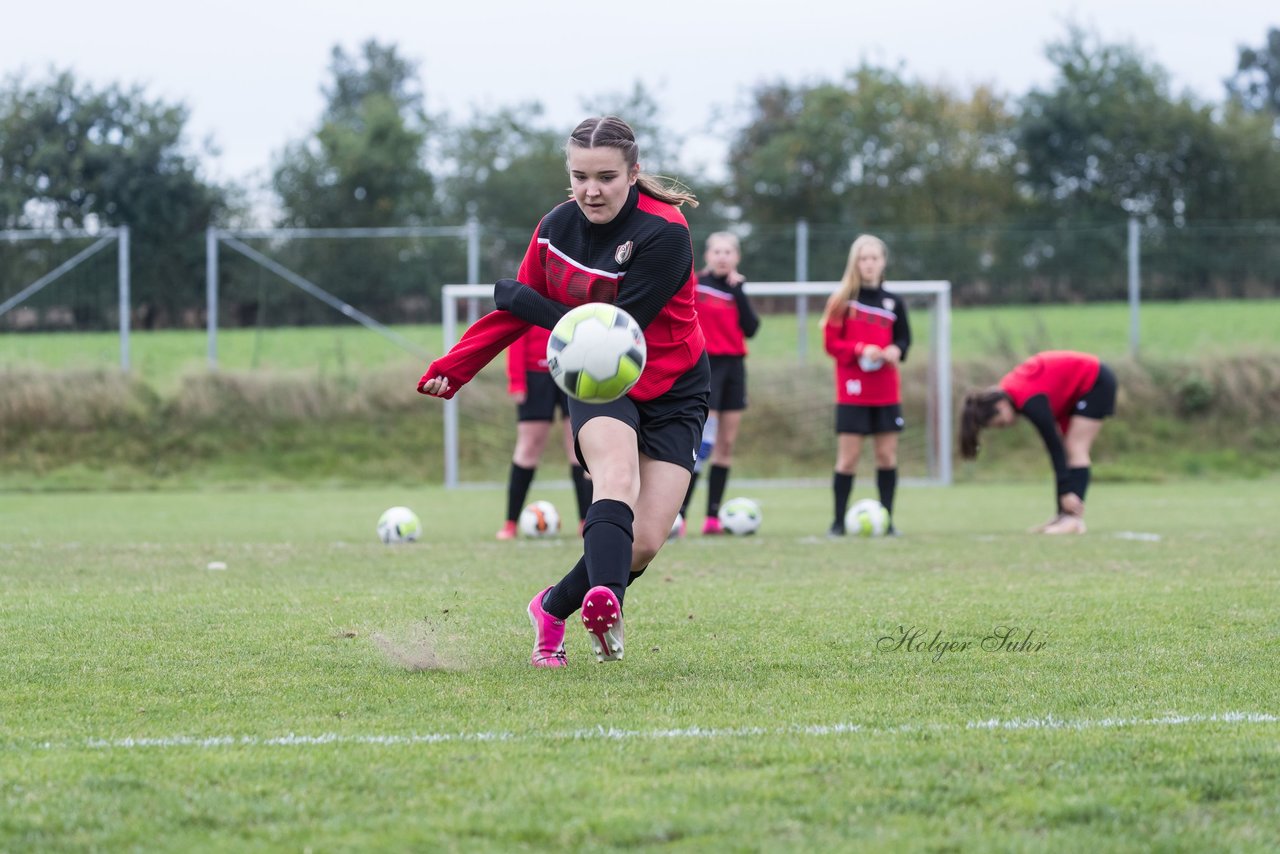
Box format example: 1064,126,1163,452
439,281,951,488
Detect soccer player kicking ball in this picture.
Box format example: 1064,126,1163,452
959,350,1118,534
418,116,709,667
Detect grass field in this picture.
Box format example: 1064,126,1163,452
3,298,1279,390
3,481,1278,850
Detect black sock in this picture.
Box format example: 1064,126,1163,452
1067,467,1091,503
833,472,854,525
583,499,634,607
570,465,592,522
876,467,898,519
707,464,730,518
505,463,536,523
542,557,590,620
680,470,700,516
627,564,647,587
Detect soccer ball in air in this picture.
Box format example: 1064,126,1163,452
518,500,561,538
377,506,421,544
845,499,890,537
718,497,762,536
547,303,646,403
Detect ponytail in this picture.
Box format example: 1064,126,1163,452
959,388,1008,460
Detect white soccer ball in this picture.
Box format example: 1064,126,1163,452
845,498,890,537
718,497,762,536
377,506,421,544
547,303,646,403
518,500,561,538
668,512,685,541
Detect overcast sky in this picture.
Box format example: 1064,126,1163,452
2,0,1275,190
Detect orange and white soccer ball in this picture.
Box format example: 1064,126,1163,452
518,500,561,538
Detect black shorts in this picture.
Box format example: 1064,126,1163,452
1074,362,1117,420
836,403,905,436
569,352,710,473
517,371,570,422
707,354,748,412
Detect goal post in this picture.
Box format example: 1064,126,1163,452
440,280,951,489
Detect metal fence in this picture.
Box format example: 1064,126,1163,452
3,219,1278,372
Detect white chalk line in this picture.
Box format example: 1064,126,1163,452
8,712,1276,754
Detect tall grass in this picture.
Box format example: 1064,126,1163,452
2,352,1278,491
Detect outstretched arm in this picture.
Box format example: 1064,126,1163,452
1020,395,1070,507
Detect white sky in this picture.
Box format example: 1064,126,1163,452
2,0,1275,194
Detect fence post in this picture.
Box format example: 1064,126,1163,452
206,226,219,369
1128,216,1140,358
795,218,809,362
118,226,131,372
466,217,481,324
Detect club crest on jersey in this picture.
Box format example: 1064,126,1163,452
614,240,634,266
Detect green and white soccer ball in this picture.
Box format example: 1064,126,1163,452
377,506,421,544
718,497,762,536
547,303,646,403
845,498,890,537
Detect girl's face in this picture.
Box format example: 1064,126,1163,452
568,146,638,225
989,398,1018,427
705,238,740,276
856,243,886,284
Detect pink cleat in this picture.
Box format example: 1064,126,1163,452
527,586,567,668
581,586,624,662
701,516,723,535
496,520,518,541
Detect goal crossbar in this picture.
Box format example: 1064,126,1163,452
439,280,951,489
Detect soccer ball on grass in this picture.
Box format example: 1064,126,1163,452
547,303,646,403
718,497,762,536
377,506,421,544
518,500,561,538
845,499,890,537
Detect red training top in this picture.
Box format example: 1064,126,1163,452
505,326,550,396
999,350,1101,435
419,186,704,402
823,285,912,406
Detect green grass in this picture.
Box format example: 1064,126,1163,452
3,481,1278,850
3,299,1279,390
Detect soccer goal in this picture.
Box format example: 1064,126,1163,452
439,280,951,489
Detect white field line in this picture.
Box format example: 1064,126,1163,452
9,712,1276,754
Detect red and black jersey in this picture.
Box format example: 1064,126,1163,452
694,272,760,356
419,186,704,401
505,326,551,396
823,285,912,405
999,351,1101,436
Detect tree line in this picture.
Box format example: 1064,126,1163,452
2,26,1279,328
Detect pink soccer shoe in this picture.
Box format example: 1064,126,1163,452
527,586,567,668
581,586,624,662
496,520,518,541
701,516,723,535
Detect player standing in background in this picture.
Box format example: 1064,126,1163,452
418,116,708,667
821,234,911,536
959,350,1117,534
495,326,592,540
677,232,760,536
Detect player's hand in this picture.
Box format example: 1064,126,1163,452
493,278,522,312
727,271,745,287
882,344,902,365
861,344,883,362
419,376,451,397
1059,493,1084,516
509,390,527,404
